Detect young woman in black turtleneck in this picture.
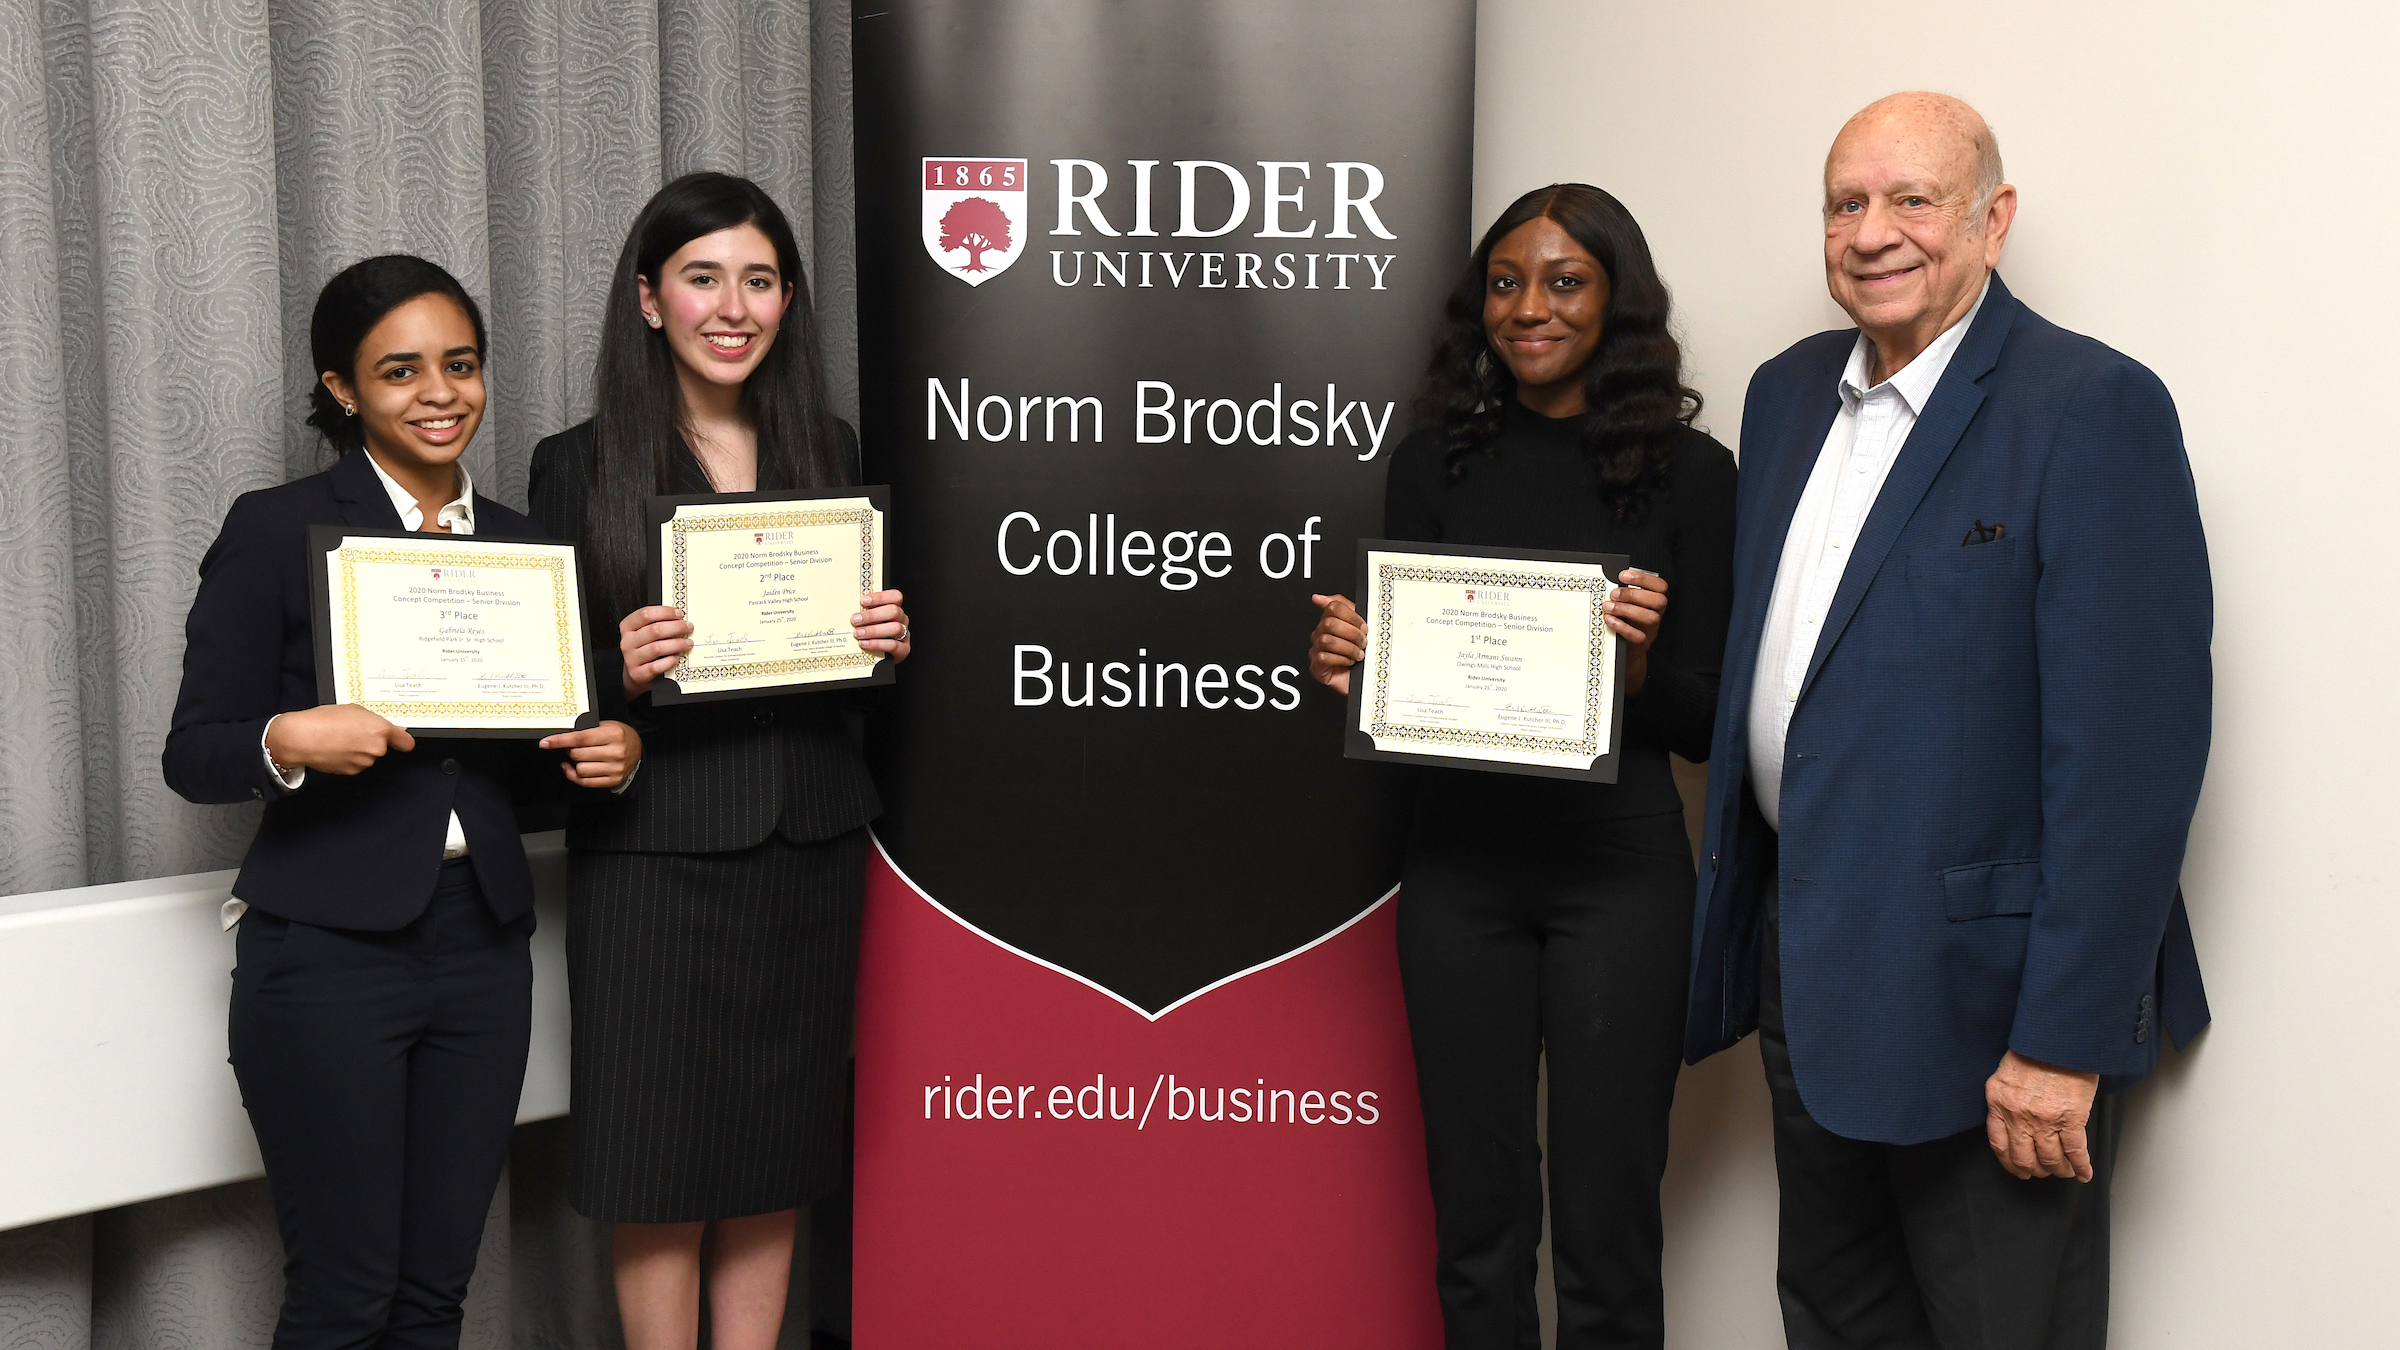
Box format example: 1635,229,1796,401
1308,184,1735,1350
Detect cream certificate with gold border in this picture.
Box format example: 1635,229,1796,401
647,488,890,703
1344,541,1628,781
309,527,596,735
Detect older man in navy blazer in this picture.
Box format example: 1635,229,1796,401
1687,92,2211,1347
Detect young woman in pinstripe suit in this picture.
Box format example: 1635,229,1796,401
527,174,910,1350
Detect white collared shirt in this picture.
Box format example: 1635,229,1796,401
364,450,477,535
234,456,476,927
1747,277,1991,832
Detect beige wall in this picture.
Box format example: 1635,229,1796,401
1476,2,2400,1344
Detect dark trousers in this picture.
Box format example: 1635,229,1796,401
229,858,533,1350
1759,876,2120,1350
1398,811,1695,1350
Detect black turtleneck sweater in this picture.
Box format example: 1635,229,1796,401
1382,405,1737,825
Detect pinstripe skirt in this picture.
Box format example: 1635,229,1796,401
565,828,867,1223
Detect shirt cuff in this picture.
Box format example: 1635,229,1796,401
260,715,305,792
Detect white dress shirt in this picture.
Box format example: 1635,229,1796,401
1747,278,1990,832
232,457,476,928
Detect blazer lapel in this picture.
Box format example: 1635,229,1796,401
329,448,407,529
755,443,788,492
1797,274,2020,703
1718,347,1848,768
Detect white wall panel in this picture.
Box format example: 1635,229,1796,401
0,834,574,1233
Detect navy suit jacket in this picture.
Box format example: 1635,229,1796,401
1685,274,2213,1144
162,448,598,929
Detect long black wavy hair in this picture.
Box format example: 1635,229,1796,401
584,172,848,627
1416,183,1701,522
305,254,488,456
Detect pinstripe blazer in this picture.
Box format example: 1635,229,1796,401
527,421,881,854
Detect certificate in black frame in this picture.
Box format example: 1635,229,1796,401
1341,538,1630,783
306,524,601,738
642,484,895,705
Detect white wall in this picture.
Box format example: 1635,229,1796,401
1476,2,2400,1345
0,836,577,1233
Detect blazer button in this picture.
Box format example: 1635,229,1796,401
440,757,460,775
753,710,775,727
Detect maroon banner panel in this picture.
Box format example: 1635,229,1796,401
854,850,1440,1345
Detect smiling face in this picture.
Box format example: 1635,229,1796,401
1822,95,2016,378
320,291,484,478
1483,215,1609,417
638,223,790,391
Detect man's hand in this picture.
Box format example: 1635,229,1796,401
265,704,415,775
1984,1050,2100,1181
620,605,694,700
540,720,642,790
1306,594,1366,697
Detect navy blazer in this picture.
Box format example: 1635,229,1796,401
1685,274,2213,1144
162,448,592,929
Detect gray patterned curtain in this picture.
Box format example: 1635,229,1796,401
0,0,853,1344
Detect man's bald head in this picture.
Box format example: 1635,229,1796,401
1820,92,2018,383
1830,92,2006,220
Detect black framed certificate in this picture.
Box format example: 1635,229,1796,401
643,486,893,704
307,526,599,737
1342,540,1629,782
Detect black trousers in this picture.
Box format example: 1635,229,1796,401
1759,876,2120,1350
229,858,532,1350
1398,810,1695,1350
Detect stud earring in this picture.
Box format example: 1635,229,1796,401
341,403,356,416
646,313,662,328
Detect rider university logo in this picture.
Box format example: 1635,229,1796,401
921,157,1027,285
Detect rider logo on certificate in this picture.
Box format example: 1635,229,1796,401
1344,541,1629,782
308,527,597,736
644,486,893,703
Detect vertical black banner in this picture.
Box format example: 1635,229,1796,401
851,6,1472,1342
856,0,1471,1014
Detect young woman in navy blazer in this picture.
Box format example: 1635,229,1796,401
164,255,642,1350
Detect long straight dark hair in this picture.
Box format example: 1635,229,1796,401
1416,183,1701,522
585,172,848,626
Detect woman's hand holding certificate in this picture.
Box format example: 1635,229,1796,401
1311,564,1665,700
264,702,418,774
1323,542,1667,782
619,587,912,701
309,527,597,735
640,487,898,703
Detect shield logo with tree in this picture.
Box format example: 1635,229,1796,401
921,157,1028,285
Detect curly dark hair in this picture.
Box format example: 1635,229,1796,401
1416,183,1701,522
